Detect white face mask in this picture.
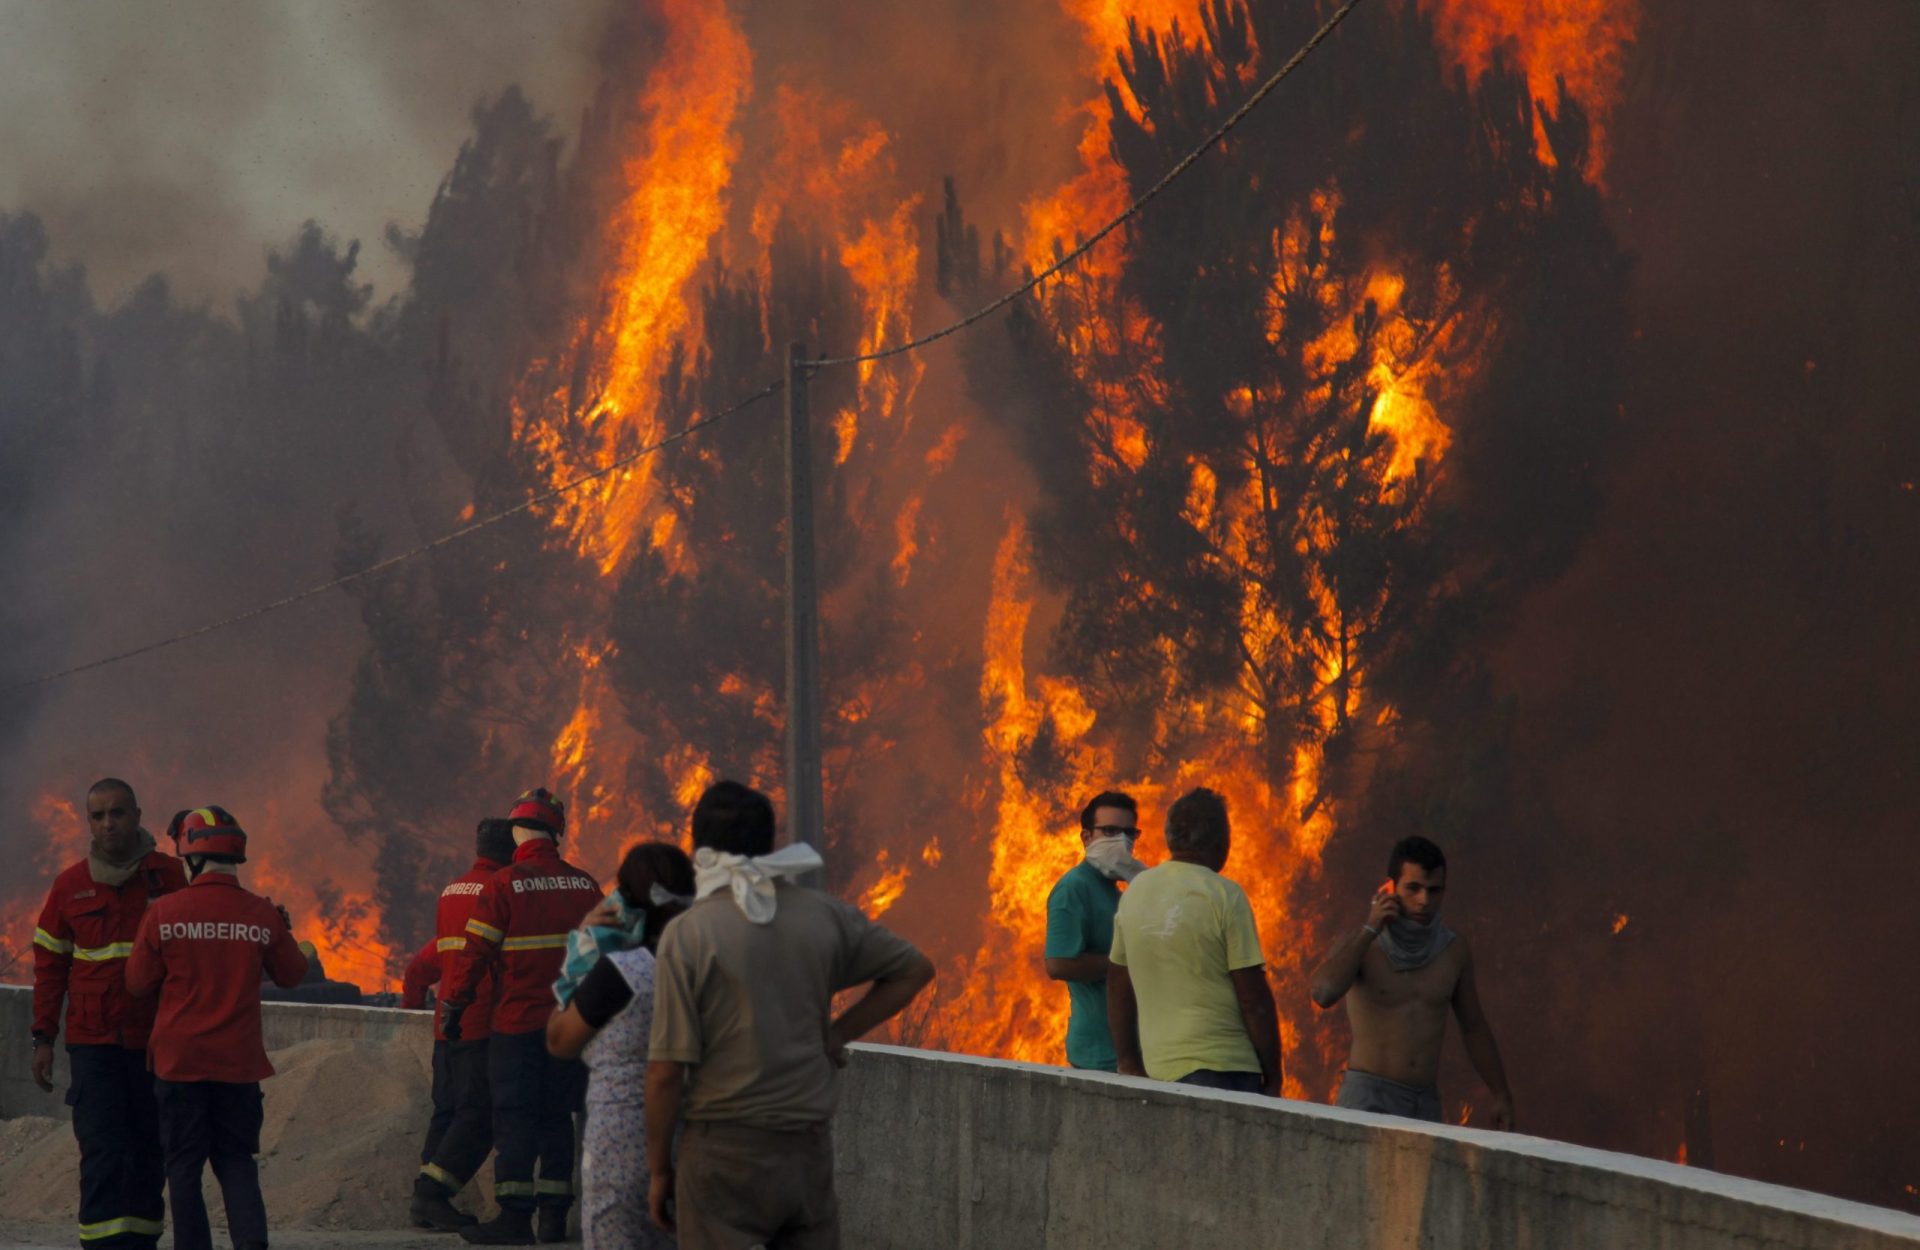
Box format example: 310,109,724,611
1084,834,1146,882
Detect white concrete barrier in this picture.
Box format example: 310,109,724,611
835,1046,1920,1250
6,987,1916,1248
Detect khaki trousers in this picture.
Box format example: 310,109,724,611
676,1120,838,1250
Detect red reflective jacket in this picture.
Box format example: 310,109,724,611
125,873,308,1083
32,851,188,1047
426,858,502,1041
446,839,599,1036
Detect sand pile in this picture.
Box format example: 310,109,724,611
0,1029,499,1232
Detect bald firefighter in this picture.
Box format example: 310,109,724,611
443,788,601,1245
126,807,307,1250
30,778,187,1250
407,817,518,1232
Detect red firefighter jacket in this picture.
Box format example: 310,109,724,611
446,839,599,1036
423,857,502,1041
402,939,437,1011
125,873,308,1083
32,850,188,1047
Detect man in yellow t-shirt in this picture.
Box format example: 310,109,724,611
1108,787,1283,1096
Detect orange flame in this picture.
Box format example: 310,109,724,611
518,0,753,576
1424,0,1639,175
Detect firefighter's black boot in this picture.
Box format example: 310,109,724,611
411,1187,479,1231
459,1209,536,1245
536,1206,571,1243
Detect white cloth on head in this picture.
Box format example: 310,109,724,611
1084,835,1147,882
648,882,694,909
693,843,825,924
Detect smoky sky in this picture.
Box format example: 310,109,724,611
0,0,609,306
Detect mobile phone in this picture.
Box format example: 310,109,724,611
1380,878,1396,895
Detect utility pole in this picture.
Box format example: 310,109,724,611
784,342,826,861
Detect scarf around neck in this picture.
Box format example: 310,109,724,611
1377,916,1456,972
693,843,825,924
89,829,156,888
554,892,644,1007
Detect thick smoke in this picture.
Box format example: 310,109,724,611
0,0,605,304
1468,0,1920,1204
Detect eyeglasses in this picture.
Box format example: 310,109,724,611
1091,825,1138,838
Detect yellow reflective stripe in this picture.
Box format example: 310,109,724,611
501,934,568,951
79,1215,166,1239
420,1162,459,1189
33,928,74,955
494,1181,538,1197
465,919,504,943
72,942,135,962
534,1178,574,1195
435,936,467,953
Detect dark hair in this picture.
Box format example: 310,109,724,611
618,841,696,949
1165,787,1229,856
475,818,516,865
691,780,776,857
1079,791,1138,830
87,778,138,807
1388,836,1447,880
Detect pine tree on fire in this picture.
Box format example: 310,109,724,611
607,216,931,879
947,0,1627,856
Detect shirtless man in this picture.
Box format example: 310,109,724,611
1309,836,1514,1129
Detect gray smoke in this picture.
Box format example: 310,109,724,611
0,0,607,304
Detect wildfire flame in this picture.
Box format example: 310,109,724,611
517,0,753,577
490,0,1642,1081
5,0,1646,1086
1423,0,1639,175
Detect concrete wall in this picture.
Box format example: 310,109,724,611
6,986,1917,1249
0,984,429,1121
835,1046,1920,1250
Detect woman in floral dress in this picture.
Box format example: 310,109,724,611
548,842,694,1250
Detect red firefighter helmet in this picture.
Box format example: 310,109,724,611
168,806,248,863
507,787,566,836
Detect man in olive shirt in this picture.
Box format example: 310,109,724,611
1108,787,1283,1096
1042,790,1146,1072
645,781,936,1250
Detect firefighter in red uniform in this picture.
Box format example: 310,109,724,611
125,807,307,1250
444,788,601,1246
29,778,187,1250
408,817,517,1232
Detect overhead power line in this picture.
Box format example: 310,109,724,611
5,0,1365,692
1,378,786,694
811,0,1365,368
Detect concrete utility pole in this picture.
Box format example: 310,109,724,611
784,341,826,859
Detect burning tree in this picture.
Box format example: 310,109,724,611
939,0,1628,1087
322,18,953,954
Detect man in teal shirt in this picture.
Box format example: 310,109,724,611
1043,791,1146,1071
